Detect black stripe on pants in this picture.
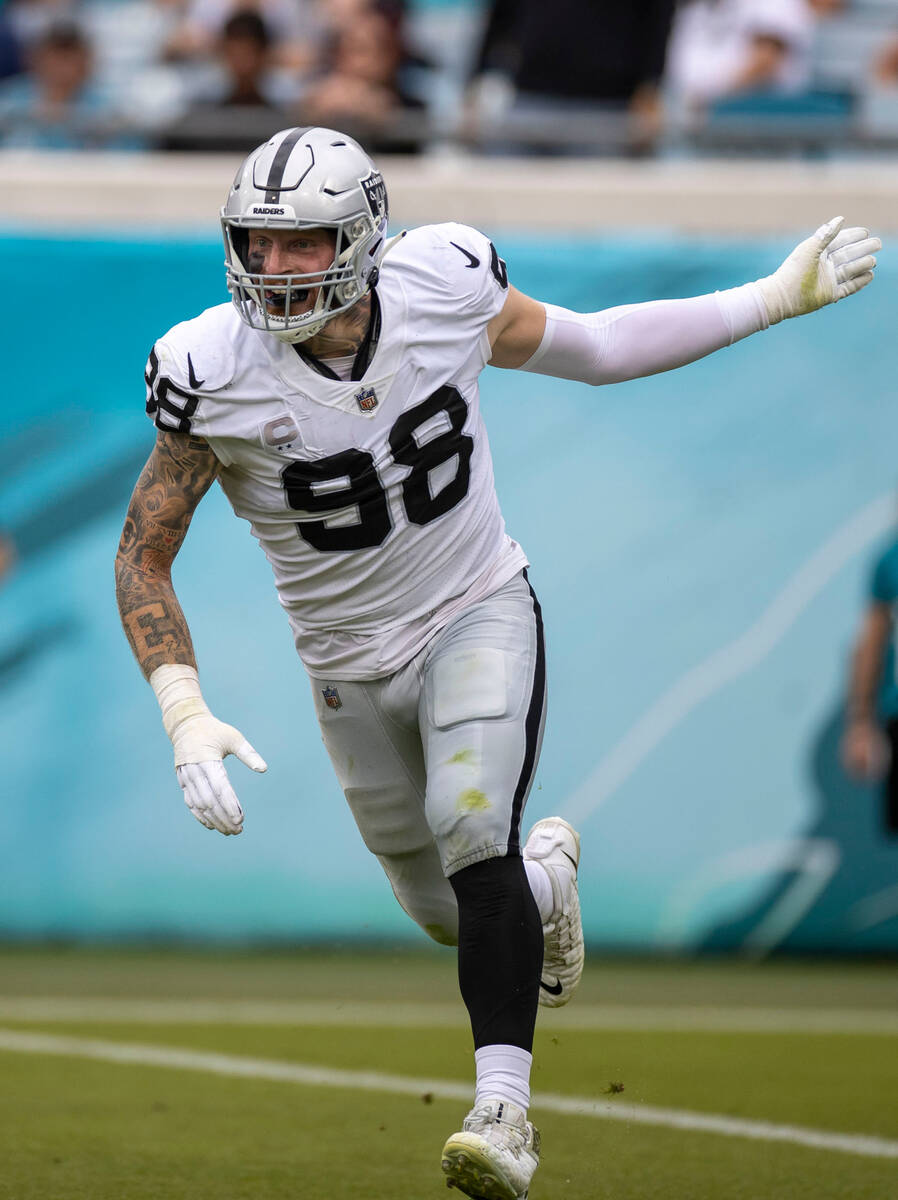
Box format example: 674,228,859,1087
507,573,546,855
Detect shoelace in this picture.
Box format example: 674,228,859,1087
554,917,576,957
463,1106,529,1149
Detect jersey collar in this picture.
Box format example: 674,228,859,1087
290,289,382,382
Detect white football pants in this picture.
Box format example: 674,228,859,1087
308,570,547,946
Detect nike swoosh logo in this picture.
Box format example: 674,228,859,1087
449,241,480,269
187,353,205,390
540,977,563,996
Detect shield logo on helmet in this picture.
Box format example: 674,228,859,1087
322,685,342,710
356,386,378,413
361,171,388,221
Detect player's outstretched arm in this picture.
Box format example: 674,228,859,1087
115,430,266,836
489,218,880,384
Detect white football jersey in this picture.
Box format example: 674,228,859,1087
145,223,528,679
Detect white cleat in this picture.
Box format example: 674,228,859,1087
441,1098,540,1200
524,817,584,1008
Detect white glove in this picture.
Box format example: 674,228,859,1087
756,216,880,326
150,664,267,836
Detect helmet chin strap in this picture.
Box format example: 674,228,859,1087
271,284,332,343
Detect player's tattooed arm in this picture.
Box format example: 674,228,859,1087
115,430,220,679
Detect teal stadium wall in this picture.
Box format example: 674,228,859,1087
2,230,897,953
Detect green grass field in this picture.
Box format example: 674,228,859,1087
1,947,896,1200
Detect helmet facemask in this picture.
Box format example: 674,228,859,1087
223,212,379,343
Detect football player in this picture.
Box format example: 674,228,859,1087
115,127,879,1200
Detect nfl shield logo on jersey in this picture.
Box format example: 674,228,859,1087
355,386,378,413
322,685,343,710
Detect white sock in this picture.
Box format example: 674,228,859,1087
474,1044,533,1113
523,857,553,924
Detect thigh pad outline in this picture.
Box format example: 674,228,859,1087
430,647,508,729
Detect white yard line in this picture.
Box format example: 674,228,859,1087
562,493,896,826
1,997,898,1034
1,1028,896,1161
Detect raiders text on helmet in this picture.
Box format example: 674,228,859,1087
221,127,389,343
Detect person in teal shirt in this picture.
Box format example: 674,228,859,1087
0,21,136,150
841,537,898,833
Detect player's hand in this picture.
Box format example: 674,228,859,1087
757,216,881,325
173,712,267,835
177,758,251,836
840,719,889,783
150,665,267,836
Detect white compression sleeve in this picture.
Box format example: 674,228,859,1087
519,283,768,386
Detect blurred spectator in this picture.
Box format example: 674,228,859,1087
874,32,898,87
841,533,898,836
468,0,676,154
853,17,898,142
160,9,297,150
316,0,370,34
469,0,517,81
81,2,186,96
165,0,320,72
298,1,426,153
0,9,25,81
666,0,844,111
309,0,412,44
0,20,130,148
207,9,282,105
6,0,79,52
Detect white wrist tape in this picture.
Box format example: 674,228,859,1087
150,663,223,767
150,663,267,772
150,663,210,742
520,284,768,386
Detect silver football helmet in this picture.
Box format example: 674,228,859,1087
221,127,389,343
